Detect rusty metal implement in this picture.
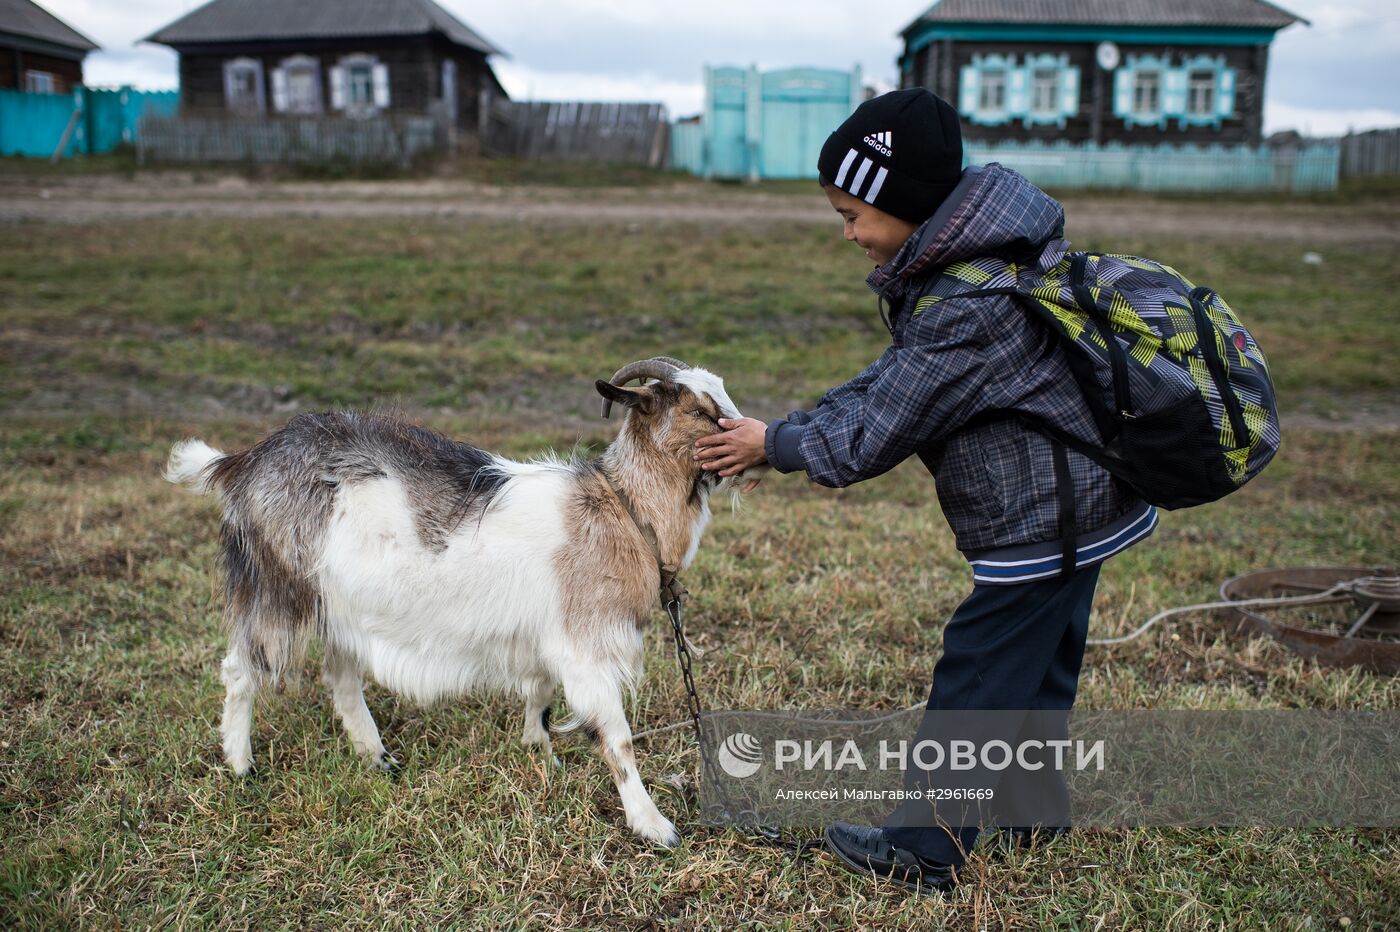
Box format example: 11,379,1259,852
1220,566,1400,675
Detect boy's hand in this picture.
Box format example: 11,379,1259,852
694,417,767,480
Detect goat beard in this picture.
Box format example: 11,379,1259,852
714,466,766,511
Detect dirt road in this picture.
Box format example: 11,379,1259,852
3,172,1397,244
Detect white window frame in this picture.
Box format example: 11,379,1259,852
1030,67,1059,116
24,70,57,94
223,57,266,116
1132,70,1162,118
977,69,1007,115
273,54,323,115
1186,68,1217,118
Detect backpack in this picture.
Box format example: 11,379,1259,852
950,250,1280,511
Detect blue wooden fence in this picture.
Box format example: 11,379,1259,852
676,65,863,180
672,126,1339,192
964,141,1339,192
0,86,179,159
671,121,704,175
85,87,180,153
0,89,83,157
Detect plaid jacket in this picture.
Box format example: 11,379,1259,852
766,164,1151,570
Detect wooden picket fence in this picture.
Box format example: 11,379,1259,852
1338,128,1400,177
136,114,442,167
962,140,1339,192
480,97,669,166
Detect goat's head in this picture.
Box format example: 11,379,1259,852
596,357,760,498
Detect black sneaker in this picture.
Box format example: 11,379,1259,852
823,822,957,895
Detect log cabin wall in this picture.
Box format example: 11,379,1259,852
174,35,494,124
903,40,1268,146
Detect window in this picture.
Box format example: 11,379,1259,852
286,58,320,114
1031,68,1059,115
273,56,322,114
223,58,265,115
331,54,389,115
978,69,1007,113
347,63,374,107
961,55,1076,126
24,70,56,94
1132,70,1161,117
1187,69,1216,117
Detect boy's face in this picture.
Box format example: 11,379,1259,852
824,185,919,266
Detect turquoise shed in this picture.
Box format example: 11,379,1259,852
672,65,863,181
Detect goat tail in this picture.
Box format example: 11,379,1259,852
164,439,225,494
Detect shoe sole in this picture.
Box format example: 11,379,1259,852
822,826,951,896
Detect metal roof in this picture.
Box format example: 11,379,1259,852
905,0,1305,32
145,0,503,55
0,0,98,52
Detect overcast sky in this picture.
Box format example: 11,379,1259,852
49,0,1400,136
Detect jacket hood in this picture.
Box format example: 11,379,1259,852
868,163,1068,296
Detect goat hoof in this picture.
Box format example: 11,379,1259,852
550,755,563,770
633,815,681,848
375,754,402,777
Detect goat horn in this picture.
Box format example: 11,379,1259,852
600,356,690,418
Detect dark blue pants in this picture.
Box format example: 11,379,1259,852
883,564,1101,865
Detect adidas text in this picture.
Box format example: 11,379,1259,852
863,134,892,157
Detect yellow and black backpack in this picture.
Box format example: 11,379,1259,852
949,250,1280,510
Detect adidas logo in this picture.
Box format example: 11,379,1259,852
863,131,893,157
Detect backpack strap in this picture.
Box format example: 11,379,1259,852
1049,439,1078,579
961,411,1092,580
928,263,1125,444
1069,253,1133,419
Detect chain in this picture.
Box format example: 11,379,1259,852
661,583,821,859
661,582,727,822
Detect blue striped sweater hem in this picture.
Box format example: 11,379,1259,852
966,501,1158,585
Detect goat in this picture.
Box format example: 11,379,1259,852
164,357,757,846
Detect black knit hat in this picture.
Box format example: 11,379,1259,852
817,88,963,224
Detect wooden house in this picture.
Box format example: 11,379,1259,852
899,0,1305,146
144,0,506,130
0,0,97,94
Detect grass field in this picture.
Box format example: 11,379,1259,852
1,179,1397,929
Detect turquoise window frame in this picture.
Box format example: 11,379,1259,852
1113,53,1237,131
1176,54,1236,128
1023,53,1078,128
1116,53,1169,129
959,53,1079,128
962,53,1015,125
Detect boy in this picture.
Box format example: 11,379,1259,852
692,89,1156,894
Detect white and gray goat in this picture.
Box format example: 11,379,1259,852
165,357,755,846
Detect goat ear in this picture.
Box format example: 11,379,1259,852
595,380,655,417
